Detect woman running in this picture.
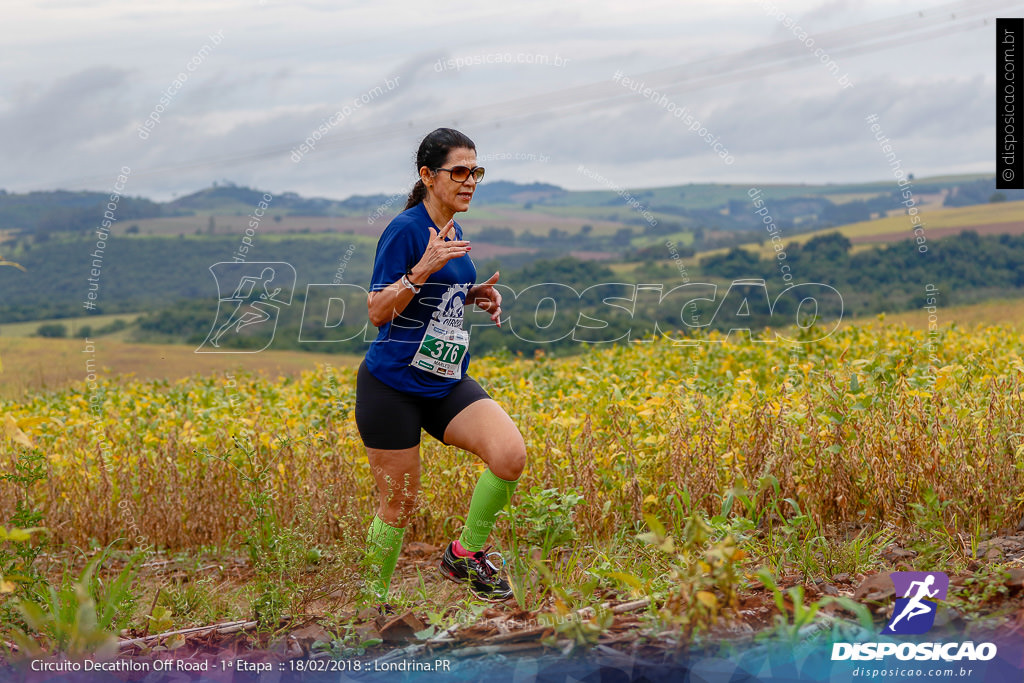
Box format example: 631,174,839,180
355,127,526,603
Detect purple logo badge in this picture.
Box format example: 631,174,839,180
883,571,949,635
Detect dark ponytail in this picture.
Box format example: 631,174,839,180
403,127,476,210
405,179,427,209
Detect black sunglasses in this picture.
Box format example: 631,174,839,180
434,165,485,183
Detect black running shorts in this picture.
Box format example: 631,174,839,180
355,360,491,450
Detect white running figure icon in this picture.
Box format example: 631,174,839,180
888,574,939,629
209,267,283,347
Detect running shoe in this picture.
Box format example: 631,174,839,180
438,542,513,602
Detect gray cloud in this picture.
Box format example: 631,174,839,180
0,66,133,160
0,1,1000,199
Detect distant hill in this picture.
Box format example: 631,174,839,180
167,184,395,216
0,189,165,238
694,199,1024,261
4,174,1016,237
472,180,567,204
5,172,1024,362
4,174,1022,263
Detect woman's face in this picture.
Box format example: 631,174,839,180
423,146,478,215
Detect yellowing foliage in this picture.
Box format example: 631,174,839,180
0,320,1022,549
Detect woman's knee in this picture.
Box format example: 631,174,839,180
377,474,420,522
491,433,527,480
378,486,420,526
366,445,421,524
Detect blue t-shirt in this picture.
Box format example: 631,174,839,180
364,202,478,398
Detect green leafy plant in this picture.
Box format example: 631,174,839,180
500,486,583,555
640,511,747,640
820,525,894,578
197,436,313,630
147,604,174,633
756,569,823,646
0,440,51,635
546,605,614,654
11,543,142,658
528,559,611,654
0,443,49,593
756,568,874,647
250,581,289,627
198,436,282,571
909,486,960,566
311,620,382,658
0,526,45,595
158,576,225,628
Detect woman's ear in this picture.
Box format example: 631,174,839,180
419,166,434,187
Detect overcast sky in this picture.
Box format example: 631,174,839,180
2,0,1018,201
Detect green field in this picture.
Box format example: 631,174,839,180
1,309,1021,663
0,312,141,338
694,199,1024,261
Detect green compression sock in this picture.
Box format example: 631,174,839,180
364,515,405,600
458,468,520,552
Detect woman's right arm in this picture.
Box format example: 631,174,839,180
366,219,470,327
366,262,432,327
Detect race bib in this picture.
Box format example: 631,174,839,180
410,319,469,379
